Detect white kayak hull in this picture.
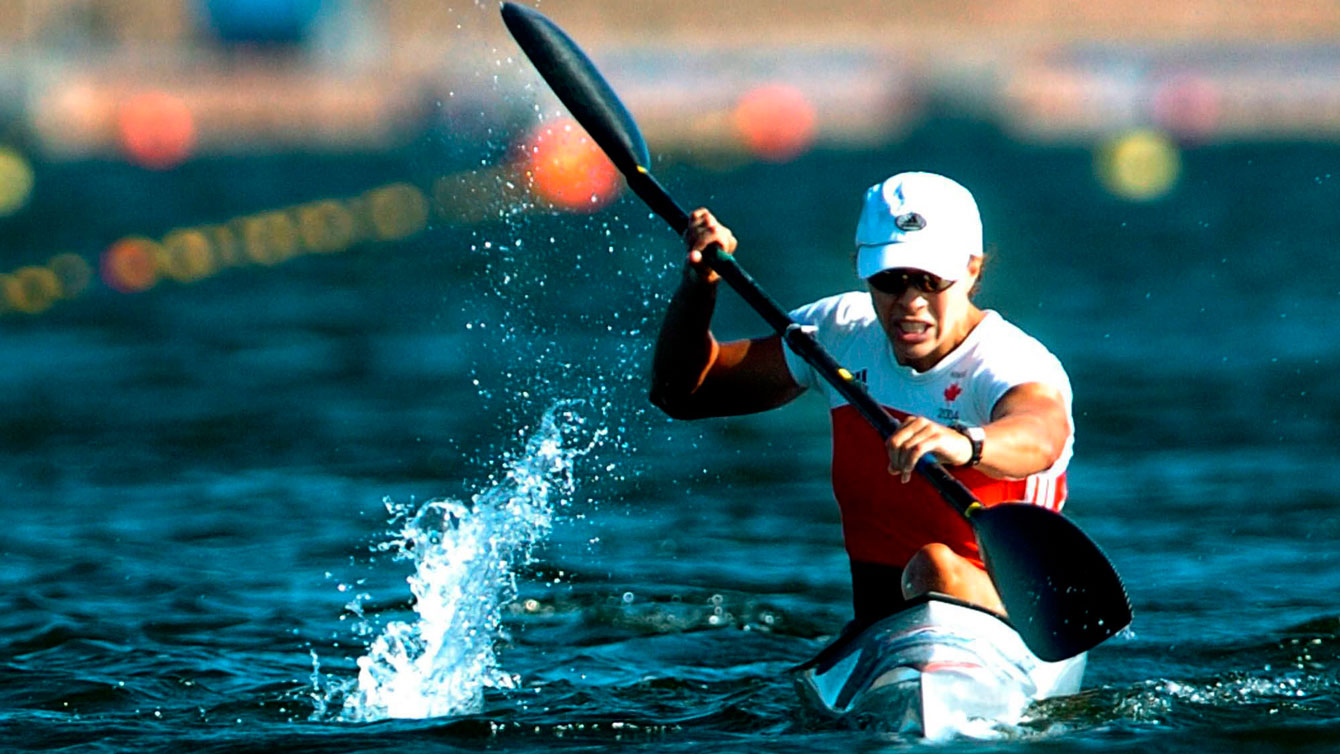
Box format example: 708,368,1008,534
792,594,1086,740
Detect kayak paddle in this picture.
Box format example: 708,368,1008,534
500,1,1132,662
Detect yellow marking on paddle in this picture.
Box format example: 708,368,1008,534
965,502,985,518
837,368,854,381
637,165,649,174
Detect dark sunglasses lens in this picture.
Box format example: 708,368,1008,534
870,271,950,295
868,273,900,294
919,274,952,293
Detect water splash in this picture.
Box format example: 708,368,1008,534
326,402,603,722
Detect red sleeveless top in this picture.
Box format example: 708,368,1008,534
831,405,1065,569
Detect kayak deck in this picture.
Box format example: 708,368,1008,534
792,593,1086,740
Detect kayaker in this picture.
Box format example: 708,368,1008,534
649,171,1073,626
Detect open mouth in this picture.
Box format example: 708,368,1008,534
898,321,931,335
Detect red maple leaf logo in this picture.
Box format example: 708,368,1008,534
944,383,963,402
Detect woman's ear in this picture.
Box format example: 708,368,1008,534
965,254,985,298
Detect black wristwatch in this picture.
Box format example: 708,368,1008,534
950,422,985,467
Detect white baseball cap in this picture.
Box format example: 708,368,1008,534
855,172,983,281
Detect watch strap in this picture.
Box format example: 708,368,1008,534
950,422,985,467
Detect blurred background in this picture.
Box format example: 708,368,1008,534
3,0,1338,312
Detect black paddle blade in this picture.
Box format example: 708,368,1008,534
972,503,1132,662
501,3,651,174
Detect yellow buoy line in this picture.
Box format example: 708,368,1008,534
2,123,1183,318
2,180,436,317
0,122,626,319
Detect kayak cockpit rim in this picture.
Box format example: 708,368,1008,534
793,591,1015,674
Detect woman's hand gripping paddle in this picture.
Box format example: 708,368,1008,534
500,2,1131,662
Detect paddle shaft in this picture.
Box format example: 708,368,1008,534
626,168,981,517
500,2,1130,659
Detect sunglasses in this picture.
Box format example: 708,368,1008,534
867,269,954,296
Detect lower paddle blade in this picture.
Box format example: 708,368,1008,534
972,503,1132,662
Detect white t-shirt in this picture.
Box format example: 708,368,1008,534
780,291,1073,566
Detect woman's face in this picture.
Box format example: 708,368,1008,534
868,257,982,372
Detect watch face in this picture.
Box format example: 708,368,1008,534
950,423,984,466
960,425,984,465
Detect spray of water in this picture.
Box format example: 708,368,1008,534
297,8,675,725
320,402,603,722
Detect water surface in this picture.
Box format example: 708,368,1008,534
2,129,1339,751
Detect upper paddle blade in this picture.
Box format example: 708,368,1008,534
501,3,652,173
972,503,1132,662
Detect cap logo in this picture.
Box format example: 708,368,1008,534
894,212,926,231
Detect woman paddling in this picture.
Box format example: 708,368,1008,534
650,171,1073,626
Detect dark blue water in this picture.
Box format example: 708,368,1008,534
2,122,1339,752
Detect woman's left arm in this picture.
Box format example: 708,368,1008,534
975,381,1070,478
884,382,1069,482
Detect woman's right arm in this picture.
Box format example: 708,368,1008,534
649,209,804,419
